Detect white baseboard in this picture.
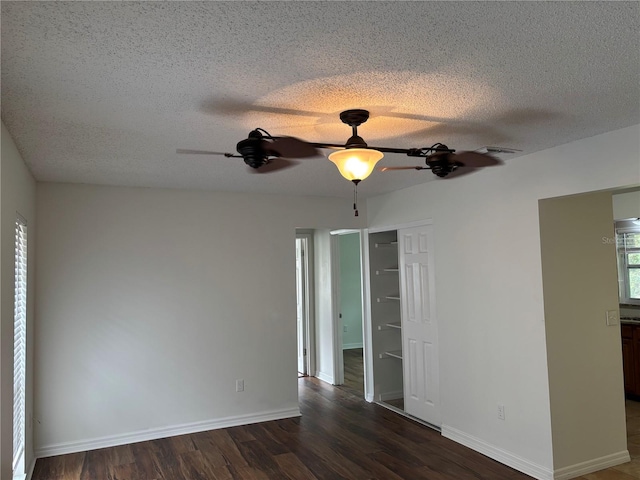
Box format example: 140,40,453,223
343,343,363,350
553,450,630,480
316,370,334,385
442,425,553,480
35,407,301,458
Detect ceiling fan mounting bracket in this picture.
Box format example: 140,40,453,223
339,109,370,127
338,109,371,149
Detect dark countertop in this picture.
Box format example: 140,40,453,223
621,317,640,325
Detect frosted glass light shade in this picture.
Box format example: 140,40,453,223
328,148,384,182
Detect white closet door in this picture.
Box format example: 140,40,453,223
399,224,440,426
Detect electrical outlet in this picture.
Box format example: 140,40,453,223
236,379,244,392
497,404,505,420
343,325,348,333
606,310,619,326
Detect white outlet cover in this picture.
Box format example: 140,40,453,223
606,310,619,326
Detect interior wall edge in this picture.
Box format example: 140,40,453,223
552,451,631,480
1,121,37,480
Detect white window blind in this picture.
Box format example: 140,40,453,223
13,216,27,475
617,227,640,304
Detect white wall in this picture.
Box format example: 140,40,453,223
1,122,37,478
613,190,640,220
366,124,640,477
313,229,336,384
34,183,364,454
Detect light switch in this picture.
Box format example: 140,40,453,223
606,310,619,326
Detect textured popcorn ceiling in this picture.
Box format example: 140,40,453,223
1,2,639,198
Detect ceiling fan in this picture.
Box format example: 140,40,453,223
176,129,319,173
177,109,509,215
177,108,504,178
379,143,503,179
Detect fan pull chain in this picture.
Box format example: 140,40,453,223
352,180,360,217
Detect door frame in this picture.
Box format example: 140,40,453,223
362,220,435,404
360,229,375,402
296,231,316,378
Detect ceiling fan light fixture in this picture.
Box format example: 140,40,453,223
328,148,384,182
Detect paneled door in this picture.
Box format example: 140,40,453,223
399,224,440,426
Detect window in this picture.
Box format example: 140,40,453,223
13,216,27,479
617,224,640,305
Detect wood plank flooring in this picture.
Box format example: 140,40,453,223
341,347,404,411
341,344,640,480
32,377,531,480
340,348,364,394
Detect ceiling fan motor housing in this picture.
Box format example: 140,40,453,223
427,149,456,177
345,134,367,148
237,134,269,169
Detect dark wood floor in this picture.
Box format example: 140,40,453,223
33,376,531,480
341,348,364,394
342,348,405,411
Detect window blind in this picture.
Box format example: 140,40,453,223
13,217,27,473
617,227,640,302
619,231,640,249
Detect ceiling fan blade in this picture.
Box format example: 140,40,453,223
441,166,476,179
176,149,236,157
204,99,321,118
454,151,502,168
268,137,320,159
380,166,429,171
248,158,299,174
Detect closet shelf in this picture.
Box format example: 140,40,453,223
374,241,398,248
377,295,401,302
378,322,401,331
379,350,403,360
376,268,399,275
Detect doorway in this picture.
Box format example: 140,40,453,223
332,230,365,395
613,190,640,475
